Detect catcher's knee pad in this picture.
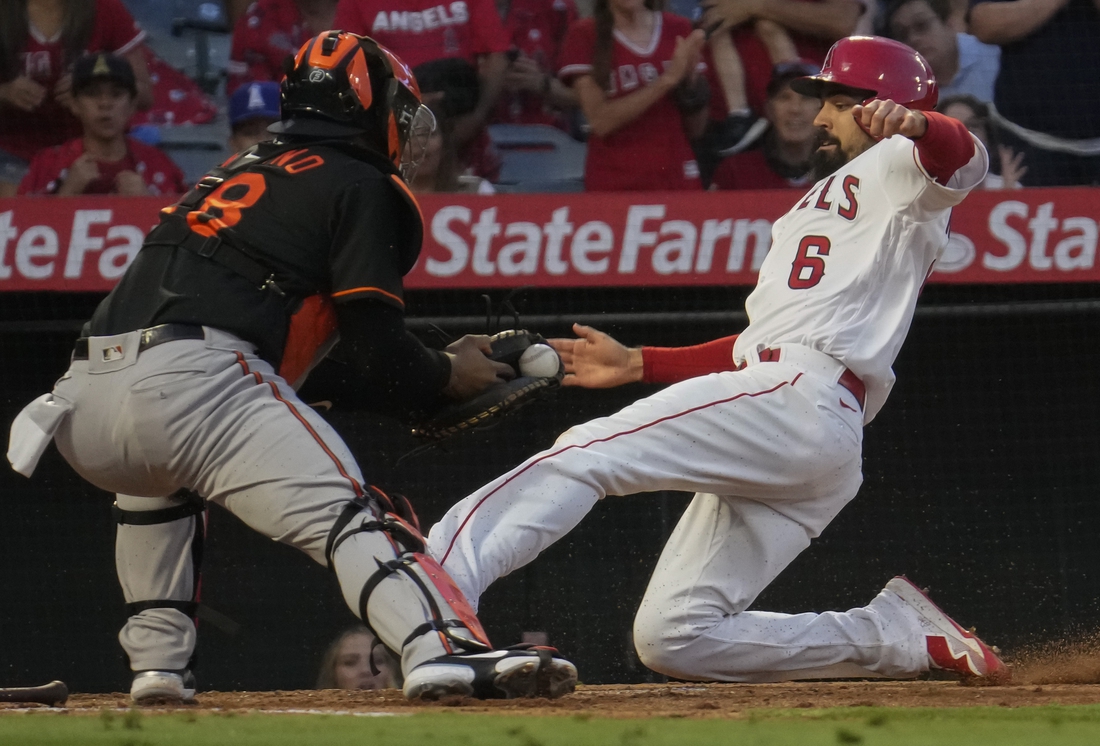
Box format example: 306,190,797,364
326,487,491,660
114,490,207,671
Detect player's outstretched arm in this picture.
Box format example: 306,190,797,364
548,324,741,388
855,101,977,186
548,324,644,388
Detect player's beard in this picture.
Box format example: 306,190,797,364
808,129,849,182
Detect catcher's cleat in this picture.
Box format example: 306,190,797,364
130,669,196,704
403,646,577,700
885,576,1010,681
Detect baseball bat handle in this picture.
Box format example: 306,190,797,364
0,680,69,705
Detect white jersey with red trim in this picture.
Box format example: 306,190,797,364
429,114,1001,689
733,133,989,422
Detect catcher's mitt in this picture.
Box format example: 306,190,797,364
412,330,564,441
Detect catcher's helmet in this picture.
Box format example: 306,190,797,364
789,36,938,111
270,31,435,173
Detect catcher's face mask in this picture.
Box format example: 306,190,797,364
399,104,437,182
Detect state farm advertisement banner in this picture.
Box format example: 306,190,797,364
2,188,1099,292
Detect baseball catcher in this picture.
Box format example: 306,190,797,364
6,31,575,703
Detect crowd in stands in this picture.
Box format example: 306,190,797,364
1,0,1098,198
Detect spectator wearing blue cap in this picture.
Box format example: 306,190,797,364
228,80,281,152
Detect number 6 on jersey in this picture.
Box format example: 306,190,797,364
788,235,832,289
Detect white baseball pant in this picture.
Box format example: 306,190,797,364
429,344,929,681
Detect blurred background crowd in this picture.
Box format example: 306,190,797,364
0,0,1097,197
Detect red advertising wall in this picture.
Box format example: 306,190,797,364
1,188,1098,292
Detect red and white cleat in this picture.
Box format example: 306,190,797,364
885,576,1010,682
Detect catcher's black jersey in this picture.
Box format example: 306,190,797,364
86,140,422,365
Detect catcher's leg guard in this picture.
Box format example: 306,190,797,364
327,489,577,700
114,490,205,702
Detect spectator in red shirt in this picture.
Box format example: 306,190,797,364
711,60,820,190
227,0,338,94
559,0,710,191
227,80,282,152
698,0,860,111
0,0,153,197
493,0,580,132
18,53,186,197
694,0,860,180
334,0,510,151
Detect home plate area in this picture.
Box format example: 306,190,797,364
5,679,1100,719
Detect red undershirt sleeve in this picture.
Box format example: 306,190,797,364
913,111,975,186
641,335,739,384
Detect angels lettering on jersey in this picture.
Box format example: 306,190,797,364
795,174,861,220
370,2,470,34
607,60,671,96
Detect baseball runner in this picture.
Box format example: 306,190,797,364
429,37,1010,683
6,31,575,703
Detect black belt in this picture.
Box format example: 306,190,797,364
73,324,205,361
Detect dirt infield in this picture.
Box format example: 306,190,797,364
8,644,1100,719
3,679,1100,719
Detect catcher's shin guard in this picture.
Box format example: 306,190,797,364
326,488,493,679
114,491,206,679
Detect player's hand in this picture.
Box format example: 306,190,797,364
547,323,644,388
57,154,100,195
114,170,148,196
662,30,707,87
699,0,761,35
53,73,74,111
998,144,1027,188
853,99,927,140
441,334,515,400
0,75,47,111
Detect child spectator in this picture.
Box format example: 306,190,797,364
315,626,399,690
711,59,819,190
704,21,794,157
409,105,496,194
494,0,580,132
559,0,710,191
0,0,153,196
227,80,281,152
697,0,860,124
18,53,186,197
936,93,1026,189
227,0,338,94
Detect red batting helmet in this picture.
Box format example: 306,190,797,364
270,31,434,172
789,36,938,111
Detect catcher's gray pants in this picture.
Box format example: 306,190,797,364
430,345,929,682
45,327,467,676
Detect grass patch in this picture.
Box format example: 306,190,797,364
3,706,1100,746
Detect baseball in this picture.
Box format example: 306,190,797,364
518,344,561,378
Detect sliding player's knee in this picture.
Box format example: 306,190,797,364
632,607,699,678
